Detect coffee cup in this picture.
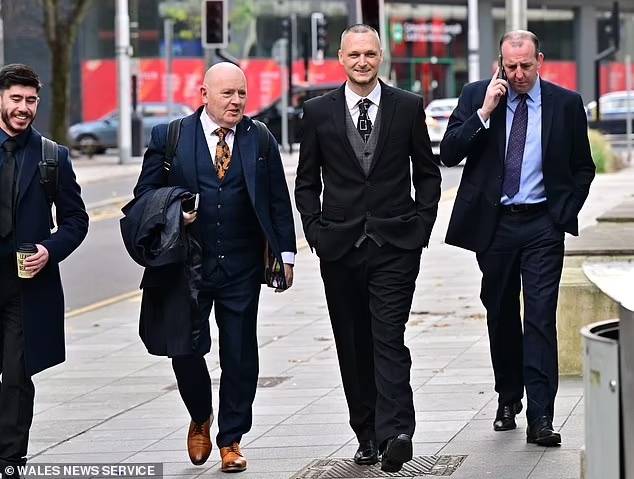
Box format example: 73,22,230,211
16,243,37,279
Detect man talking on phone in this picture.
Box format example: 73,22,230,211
440,31,595,446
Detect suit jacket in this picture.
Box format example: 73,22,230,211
295,81,441,261
440,78,596,253
132,108,296,357
14,128,89,375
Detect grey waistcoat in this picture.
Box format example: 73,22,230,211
345,102,382,175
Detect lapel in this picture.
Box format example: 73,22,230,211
492,95,508,165
330,85,366,175
540,78,553,163
235,119,257,205
16,128,41,206
367,81,396,176
178,108,202,190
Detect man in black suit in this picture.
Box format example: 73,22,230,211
440,31,595,446
133,62,296,473
0,64,88,479
295,24,441,472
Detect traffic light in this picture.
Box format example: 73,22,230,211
201,0,228,49
611,1,620,50
360,0,380,32
281,17,290,39
311,12,328,63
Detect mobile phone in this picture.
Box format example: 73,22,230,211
182,193,199,213
497,55,507,81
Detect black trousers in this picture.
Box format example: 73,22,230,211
320,240,421,447
476,209,564,425
0,257,35,469
172,264,261,448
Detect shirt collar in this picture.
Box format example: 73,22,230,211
345,81,382,111
509,76,541,103
199,109,236,138
0,127,31,149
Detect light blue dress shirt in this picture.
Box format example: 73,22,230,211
501,81,545,205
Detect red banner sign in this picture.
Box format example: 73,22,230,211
81,58,347,121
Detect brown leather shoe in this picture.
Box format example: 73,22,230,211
187,418,212,465
220,442,247,472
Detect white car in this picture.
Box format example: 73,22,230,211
424,97,459,160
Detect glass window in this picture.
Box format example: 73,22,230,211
493,8,575,60
231,0,349,59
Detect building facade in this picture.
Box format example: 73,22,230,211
72,0,633,122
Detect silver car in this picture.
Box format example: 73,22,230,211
68,102,194,155
425,97,459,159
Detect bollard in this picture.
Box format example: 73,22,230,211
131,110,143,157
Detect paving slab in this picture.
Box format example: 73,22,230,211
22,163,634,478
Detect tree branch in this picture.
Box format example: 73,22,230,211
42,0,57,46
63,0,92,31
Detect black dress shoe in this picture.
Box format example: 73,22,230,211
380,434,413,473
353,439,378,465
526,416,561,446
493,401,523,431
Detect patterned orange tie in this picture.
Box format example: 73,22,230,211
213,127,231,180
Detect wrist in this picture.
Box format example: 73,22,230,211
478,107,491,122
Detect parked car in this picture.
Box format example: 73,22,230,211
424,97,459,159
585,91,634,121
251,83,341,145
586,91,634,136
68,102,194,155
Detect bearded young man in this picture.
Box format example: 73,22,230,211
0,63,89,479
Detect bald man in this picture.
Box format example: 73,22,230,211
133,62,296,472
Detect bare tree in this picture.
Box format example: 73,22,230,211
40,0,92,144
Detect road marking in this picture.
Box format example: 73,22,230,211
65,290,141,318
75,187,457,317
88,201,128,223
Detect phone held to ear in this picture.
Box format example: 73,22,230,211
182,193,199,213
497,56,507,81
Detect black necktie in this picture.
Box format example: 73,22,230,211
357,98,373,142
503,94,528,198
0,139,17,237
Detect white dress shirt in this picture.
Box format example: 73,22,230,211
200,109,236,153
345,82,381,123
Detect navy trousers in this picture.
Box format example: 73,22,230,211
476,209,564,424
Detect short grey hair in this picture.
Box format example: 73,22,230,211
499,30,540,58
340,24,381,50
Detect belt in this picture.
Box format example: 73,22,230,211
500,202,548,214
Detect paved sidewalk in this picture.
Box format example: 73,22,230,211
24,165,634,478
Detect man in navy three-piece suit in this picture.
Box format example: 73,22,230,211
133,62,296,473
441,31,595,447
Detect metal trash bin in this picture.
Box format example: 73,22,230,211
581,319,620,479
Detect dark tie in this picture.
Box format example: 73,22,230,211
357,99,373,142
503,94,528,199
213,127,231,180
0,139,17,237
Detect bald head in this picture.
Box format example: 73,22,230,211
203,62,246,86
201,62,247,128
